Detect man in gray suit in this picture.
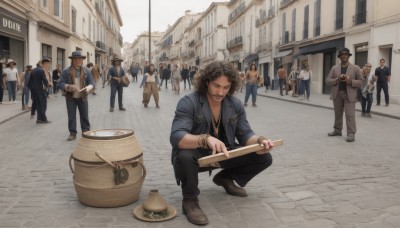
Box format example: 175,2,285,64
326,48,364,142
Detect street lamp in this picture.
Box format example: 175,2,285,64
149,0,151,63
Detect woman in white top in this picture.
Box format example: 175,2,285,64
140,63,161,108
298,65,312,100
4,59,20,103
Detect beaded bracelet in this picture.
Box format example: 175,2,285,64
198,134,210,149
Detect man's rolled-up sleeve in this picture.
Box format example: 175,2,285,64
170,97,194,149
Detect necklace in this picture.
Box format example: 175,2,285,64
211,109,222,138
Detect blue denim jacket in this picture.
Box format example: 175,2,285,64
108,66,125,86
170,92,255,163
58,66,94,90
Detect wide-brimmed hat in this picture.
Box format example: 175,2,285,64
337,48,352,58
7,59,17,65
68,51,86,59
133,189,176,222
111,55,124,62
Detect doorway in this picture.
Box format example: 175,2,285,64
323,51,336,94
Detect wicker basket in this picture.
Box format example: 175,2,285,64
69,129,146,207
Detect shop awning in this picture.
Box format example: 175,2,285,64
244,53,259,62
294,38,344,57
274,50,292,58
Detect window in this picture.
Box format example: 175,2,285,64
314,0,321,37
335,0,344,29
54,0,59,16
57,48,65,69
282,12,286,43
72,8,77,33
291,9,296,41
42,44,52,60
88,14,92,40
41,0,48,10
303,5,309,39
355,0,367,25
83,18,85,36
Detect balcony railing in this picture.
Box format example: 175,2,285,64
189,51,195,57
255,7,275,28
353,11,367,25
280,0,297,9
228,2,246,24
226,36,243,49
96,41,106,50
256,42,272,52
188,39,195,47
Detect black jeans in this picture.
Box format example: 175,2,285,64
173,149,273,198
30,88,37,116
110,82,124,108
361,93,373,113
34,89,47,121
159,78,168,88
132,73,138,82
279,79,286,95
376,82,389,105
0,86,3,103
183,78,191,89
66,97,90,134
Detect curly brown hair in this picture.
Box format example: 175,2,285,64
194,61,239,95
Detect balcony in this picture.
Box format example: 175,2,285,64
181,51,188,59
256,42,272,52
96,41,106,51
353,11,367,26
188,39,195,47
161,35,173,49
226,36,243,49
189,51,195,58
228,2,246,25
255,7,275,28
282,31,289,44
279,0,297,9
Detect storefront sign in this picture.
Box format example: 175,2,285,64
0,7,27,38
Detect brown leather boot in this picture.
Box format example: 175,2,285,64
213,173,247,197
182,198,208,225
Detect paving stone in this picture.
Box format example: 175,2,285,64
284,191,315,201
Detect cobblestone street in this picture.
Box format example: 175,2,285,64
1,80,400,228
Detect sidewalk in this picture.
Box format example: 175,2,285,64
258,89,400,120
0,90,30,125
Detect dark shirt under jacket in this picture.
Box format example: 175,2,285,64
375,66,391,84
339,66,348,91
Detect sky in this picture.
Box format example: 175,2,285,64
116,0,221,43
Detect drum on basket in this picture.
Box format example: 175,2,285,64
69,129,146,207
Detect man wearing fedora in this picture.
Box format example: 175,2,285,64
59,51,95,141
108,55,126,112
170,61,274,225
29,58,52,124
326,48,364,142
4,59,20,104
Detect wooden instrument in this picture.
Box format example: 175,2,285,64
197,139,283,167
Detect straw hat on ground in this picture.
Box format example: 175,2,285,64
133,189,176,222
